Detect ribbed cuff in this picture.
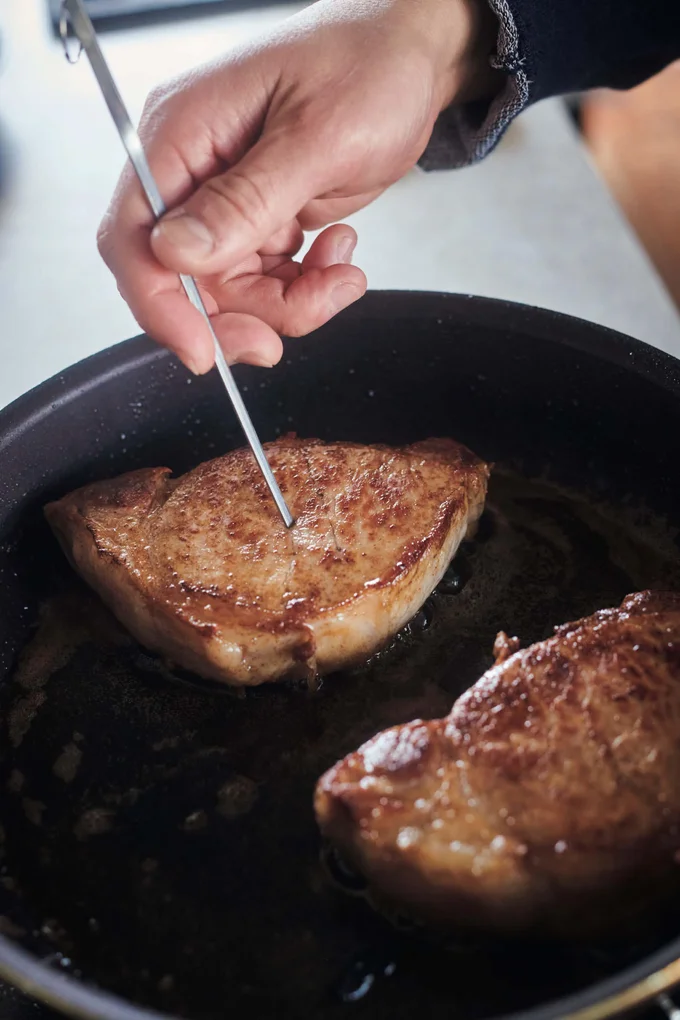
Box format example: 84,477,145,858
419,0,529,170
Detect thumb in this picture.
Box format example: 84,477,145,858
150,130,326,275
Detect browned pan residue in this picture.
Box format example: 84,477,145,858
1,470,680,1020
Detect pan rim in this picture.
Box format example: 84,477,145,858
2,927,680,1020
1,289,680,1020
1,290,680,445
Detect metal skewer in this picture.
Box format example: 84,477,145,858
59,0,295,530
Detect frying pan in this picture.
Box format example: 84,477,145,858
1,290,680,1020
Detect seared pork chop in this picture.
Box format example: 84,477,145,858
316,591,680,935
45,437,488,687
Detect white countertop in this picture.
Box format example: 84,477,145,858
0,0,678,411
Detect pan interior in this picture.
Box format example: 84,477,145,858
1,293,680,1020
2,468,680,1020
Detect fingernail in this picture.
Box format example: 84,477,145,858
235,351,276,368
331,282,360,314
335,235,356,264
184,355,212,376
153,210,214,257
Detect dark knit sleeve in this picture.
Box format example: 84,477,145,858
420,0,680,170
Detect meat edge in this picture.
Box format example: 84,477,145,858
45,476,485,686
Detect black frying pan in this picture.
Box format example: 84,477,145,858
1,291,680,1020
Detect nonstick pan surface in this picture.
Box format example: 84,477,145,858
1,292,680,1020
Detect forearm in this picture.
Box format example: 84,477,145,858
511,0,680,100
423,0,680,170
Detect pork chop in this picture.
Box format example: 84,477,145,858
45,437,488,687
315,591,680,936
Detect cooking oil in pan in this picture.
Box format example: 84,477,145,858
1,471,680,1020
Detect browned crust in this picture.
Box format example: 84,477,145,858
315,591,680,935
46,438,488,625
44,437,488,686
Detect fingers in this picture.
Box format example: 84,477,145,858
150,129,328,277
259,220,305,258
123,279,284,373
104,217,363,372
133,288,216,375
209,312,284,367
209,223,365,337
122,278,284,374
213,259,366,339
227,222,355,279
99,220,215,373
301,223,357,270
97,60,278,373
102,193,362,374
105,224,283,374
297,189,387,230
278,264,366,336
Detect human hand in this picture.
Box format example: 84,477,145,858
98,0,498,373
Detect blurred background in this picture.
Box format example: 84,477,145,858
0,0,679,410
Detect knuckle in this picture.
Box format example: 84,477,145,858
280,271,327,337
96,217,113,264
281,316,304,338
139,81,181,137
200,169,270,234
142,83,171,119
282,306,318,338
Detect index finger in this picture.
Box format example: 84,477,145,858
98,209,216,373
97,67,265,369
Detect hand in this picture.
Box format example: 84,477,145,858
98,0,498,374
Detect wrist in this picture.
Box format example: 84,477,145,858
423,0,504,110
